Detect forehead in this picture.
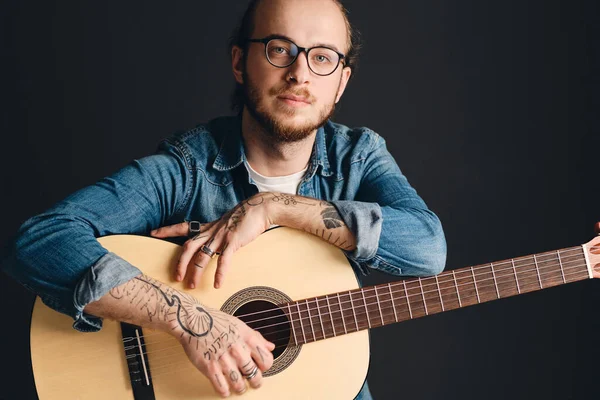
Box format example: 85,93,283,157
252,0,349,52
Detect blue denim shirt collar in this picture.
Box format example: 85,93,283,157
211,116,333,177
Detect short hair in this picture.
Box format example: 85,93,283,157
228,0,362,113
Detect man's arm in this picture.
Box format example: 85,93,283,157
151,192,357,289
3,139,192,332
84,273,274,397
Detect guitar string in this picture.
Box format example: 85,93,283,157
142,262,591,358
120,250,588,347
141,266,591,380
46,265,589,384
118,246,587,347
119,267,588,368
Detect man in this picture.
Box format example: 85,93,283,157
4,0,446,398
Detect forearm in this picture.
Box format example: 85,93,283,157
267,193,357,251
84,273,216,341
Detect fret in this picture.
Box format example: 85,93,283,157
374,286,385,326
533,254,543,289
418,278,428,315
477,265,498,302
556,250,566,284
360,290,372,329
348,291,359,332
452,271,462,307
421,277,444,314
513,256,541,294
305,299,317,341
511,259,521,294
325,295,336,337
561,247,588,282
336,293,348,334
452,269,477,307
315,297,327,340
535,251,567,288
403,281,413,319
388,283,398,322
490,262,500,299
436,272,460,311
287,303,299,346
295,303,307,344
434,275,445,311
471,267,481,303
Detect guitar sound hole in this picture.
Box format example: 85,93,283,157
233,300,291,359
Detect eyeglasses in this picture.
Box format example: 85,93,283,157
248,37,346,77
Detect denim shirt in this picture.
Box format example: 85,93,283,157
5,115,446,334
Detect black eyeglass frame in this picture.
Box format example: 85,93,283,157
247,36,346,77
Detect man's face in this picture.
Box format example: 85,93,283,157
236,0,352,143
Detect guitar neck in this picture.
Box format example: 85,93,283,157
284,245,593,345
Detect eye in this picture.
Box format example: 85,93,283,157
272,47,288,55
313,54,332,64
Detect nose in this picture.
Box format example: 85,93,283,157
286,51,311,84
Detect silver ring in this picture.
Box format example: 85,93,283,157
199,244,216,259
188,221,201,237
242,365,259,380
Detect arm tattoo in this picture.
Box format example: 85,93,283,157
271,193,314,206
109,275,213,337
320,205,345,229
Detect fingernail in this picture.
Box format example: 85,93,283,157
214,282,220,289
189,283,195,289
176,274,182,281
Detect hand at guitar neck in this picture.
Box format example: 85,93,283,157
84,273,275,397
151,192,357,289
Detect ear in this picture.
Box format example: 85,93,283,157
231,46,245,84
334,66,352,104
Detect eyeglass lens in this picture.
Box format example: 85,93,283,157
266,39,340,76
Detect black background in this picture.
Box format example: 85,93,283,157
1,1,599,399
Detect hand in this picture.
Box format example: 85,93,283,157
151,193,275,289
171,304,276,397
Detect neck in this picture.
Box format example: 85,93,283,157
241,108,315,177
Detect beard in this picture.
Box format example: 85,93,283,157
242,71,338,143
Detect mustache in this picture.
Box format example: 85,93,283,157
269,85,314,103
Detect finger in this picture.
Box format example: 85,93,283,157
214,241,235,289
241,359,263,389
177,232,215,284
219,353,247,395
250,338,275,372
150,222,189,238
255,330,277,352
230,344,263,390
187,232,225,288
209,367,230,398
186,247,212,289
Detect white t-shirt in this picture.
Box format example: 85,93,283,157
245,161,307,195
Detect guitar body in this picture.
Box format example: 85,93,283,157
30,228,370,399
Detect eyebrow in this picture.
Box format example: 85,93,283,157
263,33,343,54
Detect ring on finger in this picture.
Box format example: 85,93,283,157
188,220,201,238
199,244,217,259
242,365,259,380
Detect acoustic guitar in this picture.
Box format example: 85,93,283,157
30,227,600,399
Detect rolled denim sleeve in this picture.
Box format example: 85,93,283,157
331,136,446,277
3,139,192,332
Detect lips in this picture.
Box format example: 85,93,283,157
278,94,311,104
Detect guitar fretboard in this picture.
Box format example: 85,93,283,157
283,246,590,345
